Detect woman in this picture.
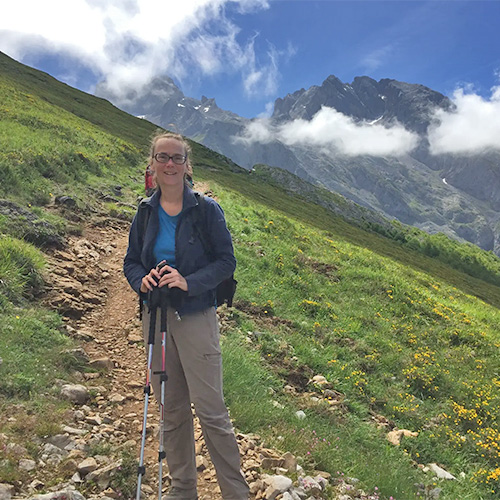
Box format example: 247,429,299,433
124,132,249,500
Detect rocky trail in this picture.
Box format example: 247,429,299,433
1,219,386,500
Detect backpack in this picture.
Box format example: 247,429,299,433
137,193,237,308
144,165,155,197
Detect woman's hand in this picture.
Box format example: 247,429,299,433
140,262,188,293
157,264,188,292
140,266,162,293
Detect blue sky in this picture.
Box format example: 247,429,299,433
207,0,500,117
1,1,500,155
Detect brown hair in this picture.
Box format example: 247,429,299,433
149,131,193,186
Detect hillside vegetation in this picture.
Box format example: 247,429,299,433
1,51,500,499
252,164,500,291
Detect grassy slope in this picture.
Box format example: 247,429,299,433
0,52,154,148
195,170,500,500
0,51,243,215
1,51,499,499
252,163,500,291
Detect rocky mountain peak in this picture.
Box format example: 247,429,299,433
270,74,452,129
352,75,378,86
375,78,452,133
350,76,387,118
200,95,219,109
149,75,182,95
271,87,307,121
95,75,184,118
272,73,372,122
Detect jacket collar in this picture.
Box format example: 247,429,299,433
143,186,198,212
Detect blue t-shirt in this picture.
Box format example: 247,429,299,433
153,205,179,267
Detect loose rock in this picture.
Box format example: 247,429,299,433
77,457,98,475
61,384,89,405
0,483,14,500
29,491,86,500
428,463,456,480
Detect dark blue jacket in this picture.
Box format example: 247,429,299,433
123,187,236,316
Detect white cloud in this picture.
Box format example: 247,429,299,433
428,86,500,155
235,106,419,157
0,0,272,100
237,118,275,144
242,41,280,97
360,44,395,73
257,101,275,118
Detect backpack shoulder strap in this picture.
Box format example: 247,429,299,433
137,198,152,246
193,192,214,259
135,199,151,319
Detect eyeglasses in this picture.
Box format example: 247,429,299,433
153,153,187,165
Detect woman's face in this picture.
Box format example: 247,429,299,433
151,138,188,190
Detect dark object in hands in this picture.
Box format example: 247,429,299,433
148,262,185,311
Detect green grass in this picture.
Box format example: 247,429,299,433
0,52,155,149
0,238,73,397
202,184,500,499
1,50,500,499
0,236,45,304
0,76,144,206
0,237,79,484
0,51,243,213
253,163,500,290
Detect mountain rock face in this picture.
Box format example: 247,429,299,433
96,76,500,255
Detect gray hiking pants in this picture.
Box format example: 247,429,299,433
142,306,249,500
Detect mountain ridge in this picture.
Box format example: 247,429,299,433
96,72,500,256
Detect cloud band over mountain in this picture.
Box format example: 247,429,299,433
235,107,420,157
428,86,500,155
236,86,500,157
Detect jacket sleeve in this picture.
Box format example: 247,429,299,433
123,210,149,295
185,199,236,297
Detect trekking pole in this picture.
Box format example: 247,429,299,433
136,301,158,500
156,293,169,500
